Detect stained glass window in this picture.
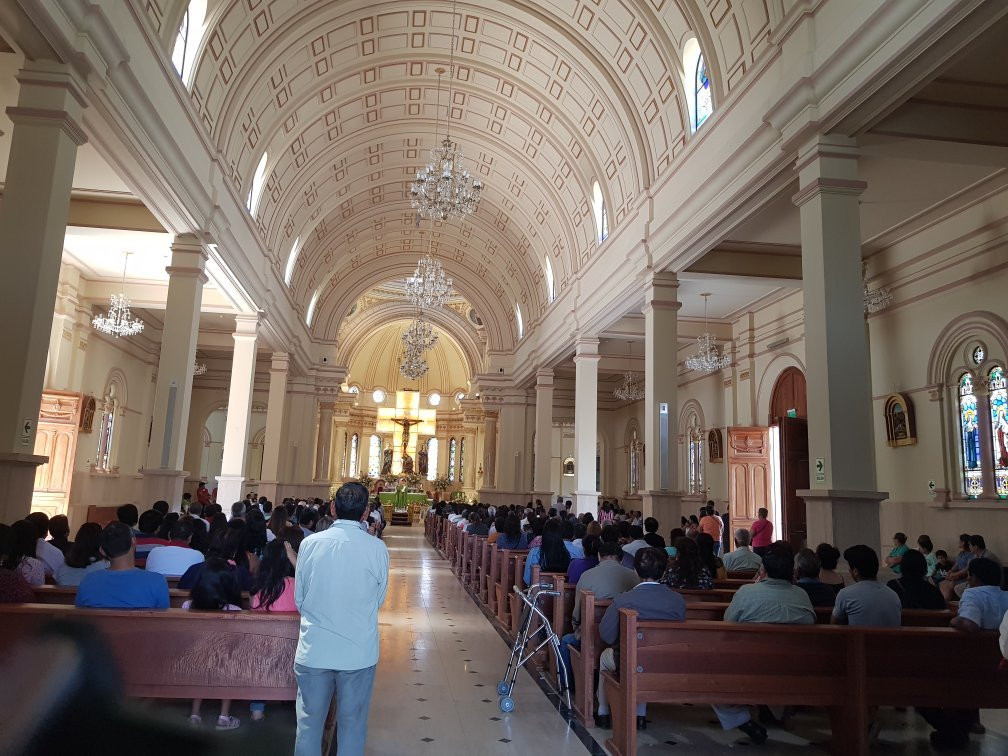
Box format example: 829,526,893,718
367,434,382,477
427,438,439,481
448,437,457,482
695,55,713,130
348,433,359,478
989,366,1007,498
459,438,466,485
959,374,982,497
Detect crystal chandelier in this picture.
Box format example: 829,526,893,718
193,361,207,376
862,261,892,314
405,231,453,309
92,252,144,338
685,293,731,373
409,3,484,221
400,344,429,380
402,316,438,354
614,341,644,401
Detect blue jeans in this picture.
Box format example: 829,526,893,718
559,633,579,687
294,663,377,756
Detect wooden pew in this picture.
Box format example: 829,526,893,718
479,539,492,604
31,584,253,610
725,570,758,580
600,612,1007,756
493,549,527,632
508,551,530,638
471,537,487,596
0,604,299,701
486,544,500,614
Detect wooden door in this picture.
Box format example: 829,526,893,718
32,391,82,517
778,416,809,550
727,427,771,547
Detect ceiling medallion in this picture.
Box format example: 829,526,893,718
862,262,892,314
685,293,731,374
613,341,644,401
92,251,144,339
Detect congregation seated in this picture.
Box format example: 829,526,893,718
642,517,665,550
952,557,1008,633
116,503,141,535
595,547,685,732
832,544,901,627
47,514,73,556
145,518,204,577
179,525,254,592
660,537,713,590
54,522,108,587
523,519,571,585
0,523,35,603
26,511,65,576
815,542,846,594
566,533,600,586
619,525,648,568
884,531,911,574
134,508,170,558
6,519,46,586
494,515,528,550
793,548,837,607
76,522,169,609
720,528,762,572
886,549,946,610
695,532,726,579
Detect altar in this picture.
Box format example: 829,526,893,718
378,491,429,523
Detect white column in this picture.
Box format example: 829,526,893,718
482,412,498,489
533,369,554,499
573,338,600,515
258,352,289,503
216,314,260,505
641,271,683,524
141,235,208,506
314,402,335,481
794,135,886,555
0,61,86,524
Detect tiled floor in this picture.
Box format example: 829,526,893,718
152,527,1008,755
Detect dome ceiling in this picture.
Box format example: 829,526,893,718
160,0,784,352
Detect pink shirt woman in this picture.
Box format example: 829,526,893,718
252,576,297,612
750,509,773,549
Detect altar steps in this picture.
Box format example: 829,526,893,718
390,511,411,526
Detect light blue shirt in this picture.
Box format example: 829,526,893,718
295,520,389,670
957,585,1008,630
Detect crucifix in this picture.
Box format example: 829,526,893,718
375,391,437,476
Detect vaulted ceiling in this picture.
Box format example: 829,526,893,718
151,0,786,355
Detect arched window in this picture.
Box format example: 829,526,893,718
448,437,457,482
247,152,268,215
682,409,703,495
427,438,439,481
459,438,466,485
306,288,321,327
959,374,982,498
284,236,301,286
171,0,207,87
591,181,608,243
367,434,382,477
989,366,1007,497
348,433,360,478
544,256,555,304
694,54,713,130
515,304,524,340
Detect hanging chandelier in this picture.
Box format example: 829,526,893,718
405,230,453,309
402,316,438,354
400,344,430,380
409,3,484,221
92,252,144,338
193,361,207,376
685,293,731,373
613,341,644,401
862,261,892,314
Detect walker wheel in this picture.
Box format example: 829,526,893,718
497,680,510,696
499,696,515,713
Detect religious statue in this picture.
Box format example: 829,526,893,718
418,445,429,476
390,416,414,458
402,453,414,474
381,447,393,476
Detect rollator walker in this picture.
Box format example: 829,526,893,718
496,582,571,713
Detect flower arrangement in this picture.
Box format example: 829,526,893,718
358,473,375,491
431,474,452,492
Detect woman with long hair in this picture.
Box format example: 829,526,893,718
55,523,108,586
185,557,244,730
4,520,45,586
661,537,713,590
179,525,253,591
524,518,572,584
252,526,303,612
267,507,288,540
0,524,36,603
496,514,528,550
695,532,726,580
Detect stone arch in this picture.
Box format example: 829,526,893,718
756,352,807,426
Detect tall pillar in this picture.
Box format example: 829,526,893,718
482,412,498,489
216,314,260,505
314,402,335,481
793,135,886,555
141,234,208,507
641,271,683,524
573,338,600,515
258,352,289,503
533,369,555,501
0,62,87,523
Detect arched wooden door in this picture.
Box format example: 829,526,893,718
770,367,809,550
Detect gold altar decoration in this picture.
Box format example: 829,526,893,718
376,391,436,476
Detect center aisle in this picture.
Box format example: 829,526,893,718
367,528,594,755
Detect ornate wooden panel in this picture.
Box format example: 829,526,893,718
32,391,82,517
727,426,771,542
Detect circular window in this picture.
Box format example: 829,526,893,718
972,345,985,366
347,385,360,394
372,388,386,403
429,392,441,407
456,392,465,402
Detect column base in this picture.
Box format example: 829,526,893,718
641,490,685,526
798,488,888,555
140,468,189,511
573,490,600,516
0,452,48,523
216,474,247,508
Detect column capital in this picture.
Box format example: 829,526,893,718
7,61,88,147
574,337,600,361
270,352,291,372
535,368,554,387
643,269,682,314
319,401,337,413
233,313,261,340
794,133,866,207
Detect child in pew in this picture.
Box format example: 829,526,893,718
184,557,244,730
933,550,955,584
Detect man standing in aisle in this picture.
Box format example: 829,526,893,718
294,482,390,756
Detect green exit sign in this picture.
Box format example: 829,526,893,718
786,408,797,418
